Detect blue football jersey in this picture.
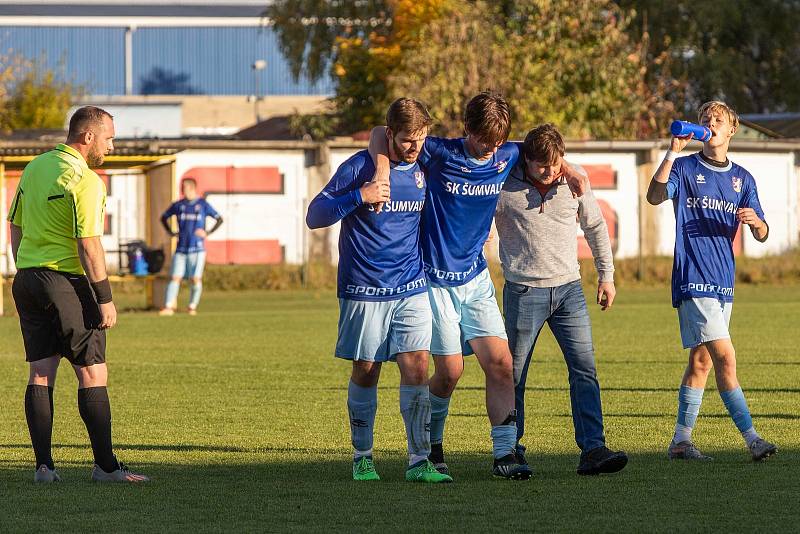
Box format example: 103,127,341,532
162,198,220,253
667,152,766,307
418,137,520,286
306,150,428,301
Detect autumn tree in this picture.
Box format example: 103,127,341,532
617,0,800,115
268,0,680,138
0,56,81,133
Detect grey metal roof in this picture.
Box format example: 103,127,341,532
0,3,265,17
742,113,800,139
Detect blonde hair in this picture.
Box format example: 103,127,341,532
698,101,739,129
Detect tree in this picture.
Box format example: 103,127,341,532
617,0,800,115
268,0,679,139
264,1,391,83
499,0,672,139
0,56,81,132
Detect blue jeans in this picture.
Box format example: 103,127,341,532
503,280,606,452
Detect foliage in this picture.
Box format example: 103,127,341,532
387,1,510,136
0,56,80,132
200,262,337,291
264,0,391,82
268,0,679,139
617,0,800,116
0,53,23,103
329,33,396,133
287,110,340,140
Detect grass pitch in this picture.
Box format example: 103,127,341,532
0,285,798,532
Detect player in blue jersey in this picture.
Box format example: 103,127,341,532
647,101,777,462
307,98,451,483
369,92,585,480
158,178,223,316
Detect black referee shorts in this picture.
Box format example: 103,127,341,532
12,268,106,367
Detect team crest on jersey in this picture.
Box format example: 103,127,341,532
732,177,742,193
414,171,425,189
496,160,508,173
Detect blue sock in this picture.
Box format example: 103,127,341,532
429,393,450,445
164,279,180,308
720,387,759,445
673,385,704,444
188,282,203,310
399,385,431,465
490,424,517,459
348,380,377,458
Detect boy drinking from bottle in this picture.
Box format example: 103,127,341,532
646,101,777,462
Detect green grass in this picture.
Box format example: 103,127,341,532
0,285,798,532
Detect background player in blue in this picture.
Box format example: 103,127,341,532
159,178,223,316
647,101,777,462
306,98,451,483
369,92,586,480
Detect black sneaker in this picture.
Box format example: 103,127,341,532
515,443,528,466
492,453,533,480
577,446,628,476
429,443,449,475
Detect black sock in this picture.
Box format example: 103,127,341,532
24,384,55,470
77,387,118,473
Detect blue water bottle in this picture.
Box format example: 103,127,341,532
132,248,149,276
670,120,712,142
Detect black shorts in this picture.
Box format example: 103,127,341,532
12,268,106,366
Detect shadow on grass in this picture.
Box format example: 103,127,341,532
450,412,800,420
0,443,249,453
323,385,800,394
0,449,797,532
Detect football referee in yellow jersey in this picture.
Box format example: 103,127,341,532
8,106,148,483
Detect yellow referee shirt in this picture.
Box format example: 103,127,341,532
7,143,106,275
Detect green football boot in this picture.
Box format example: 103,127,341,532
352,456,380,481
405,459,453,483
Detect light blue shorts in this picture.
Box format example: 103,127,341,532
677,297,733,349
170,251,206,280
335,292,432,362
428,268,507,356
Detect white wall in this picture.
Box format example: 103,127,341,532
568,152,640,259
102,170,147,272
173,149,309,263
4,145,795,274
68,104,183,139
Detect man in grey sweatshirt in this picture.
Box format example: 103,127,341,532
494,124,627,476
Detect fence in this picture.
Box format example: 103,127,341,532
2,139,799,281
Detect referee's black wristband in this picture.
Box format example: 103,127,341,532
91,278,113,304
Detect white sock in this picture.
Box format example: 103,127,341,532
673,423,693,445
409,454,428,466
354,448,373,460
742,427,760,447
